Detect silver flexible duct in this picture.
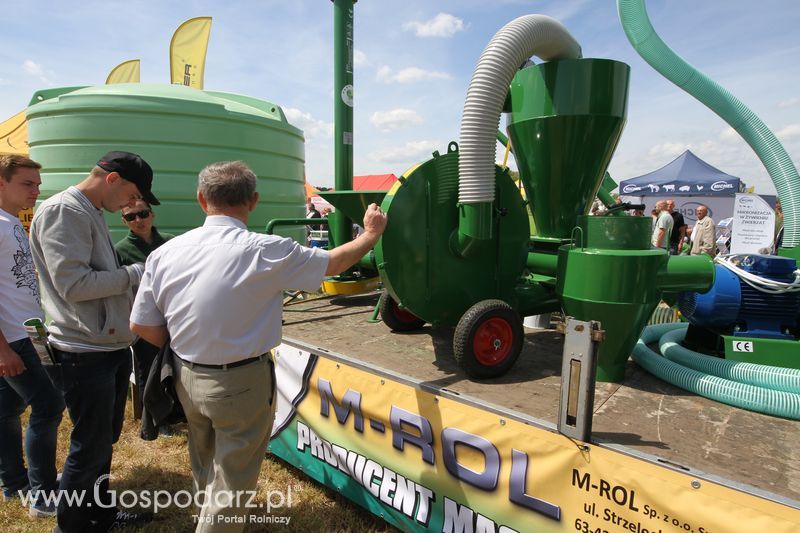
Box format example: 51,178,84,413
458,15,581,204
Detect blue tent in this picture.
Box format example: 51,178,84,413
618,150,745,196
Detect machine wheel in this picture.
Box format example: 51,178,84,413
453,300,523,378
380,291,425,332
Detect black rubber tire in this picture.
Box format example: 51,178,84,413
380,291,425,332
453,299,523,379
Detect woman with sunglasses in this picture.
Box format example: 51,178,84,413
115,200,176,439
115,200,172,265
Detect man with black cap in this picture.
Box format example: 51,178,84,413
29,151,157,532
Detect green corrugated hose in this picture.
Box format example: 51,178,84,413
658,325,800,393
618,0,799,248
633,324,800,419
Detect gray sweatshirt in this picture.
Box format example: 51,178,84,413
30,187,141,351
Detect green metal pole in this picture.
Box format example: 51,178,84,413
656,255,715,292
332,0,355,250
526,252,558,276
265,218,329,235
496,129,514,154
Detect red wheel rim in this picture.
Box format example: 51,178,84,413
473,317,513,365
391,300,420,324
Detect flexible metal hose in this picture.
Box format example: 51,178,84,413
458,15,581,205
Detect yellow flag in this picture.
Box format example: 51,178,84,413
106,59,141,84
170,17,212,89
0,111,28,156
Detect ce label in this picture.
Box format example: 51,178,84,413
732,341,754,353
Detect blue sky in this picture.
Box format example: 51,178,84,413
1,0,798,194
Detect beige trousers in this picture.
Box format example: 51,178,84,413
174,356,276,533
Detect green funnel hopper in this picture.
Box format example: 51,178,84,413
556,216,714,382
318,190,387,223
507,58,630,240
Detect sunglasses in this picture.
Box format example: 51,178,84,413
122,209,151,222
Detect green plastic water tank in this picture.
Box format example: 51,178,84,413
26,83,306,243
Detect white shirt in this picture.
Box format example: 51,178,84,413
0,208,44,342
130,215,330,365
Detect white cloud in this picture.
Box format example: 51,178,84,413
372,140,440,164
23,59,43,76
354,49,368,68
776,123,800,140
632,135,778,194
403,13,465,38
544,0,593,23
778,97,800,108
647,142,689,160
719,127,738,141
283,108,333,141
370,108,423,131
376,65,450,84
22,59,51,85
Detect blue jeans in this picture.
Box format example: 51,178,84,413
0,338,64,497
52,347,131,533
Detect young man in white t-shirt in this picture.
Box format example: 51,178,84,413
0,155,64,518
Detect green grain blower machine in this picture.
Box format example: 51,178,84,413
371,15,716,382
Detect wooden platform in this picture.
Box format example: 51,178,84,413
281,292,800,506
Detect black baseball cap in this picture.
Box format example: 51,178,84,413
96,151,160,205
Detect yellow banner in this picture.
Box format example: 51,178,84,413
270,344,800,532
0,110,28,155
169,17,212,89
105,59,141,84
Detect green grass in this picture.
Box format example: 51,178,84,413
0,403,399,532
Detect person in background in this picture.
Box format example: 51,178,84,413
29,151,156,532
690,205,716,256
681,227,693,255
306,199,321,233
130,161,387,531
774,198,784,251
115,199,174,438
666,199,686,255
115,199,172,265
651,200,673,249
0,155,64,519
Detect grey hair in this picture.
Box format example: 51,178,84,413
198,161,257,207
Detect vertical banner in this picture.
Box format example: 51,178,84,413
0,110,28,156
105,59,141,84
730,193,776,254
170,17,212,89
269,342,800,533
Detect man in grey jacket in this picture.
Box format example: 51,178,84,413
690,205,717,256
29,151,157,533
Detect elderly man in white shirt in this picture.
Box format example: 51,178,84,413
130,161,386,531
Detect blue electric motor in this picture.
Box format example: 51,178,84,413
678,255,800,339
